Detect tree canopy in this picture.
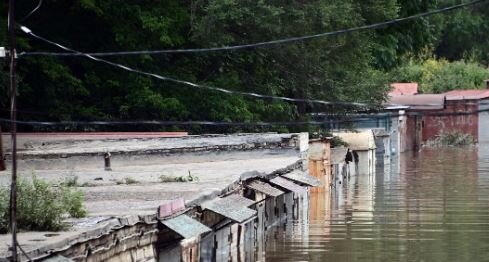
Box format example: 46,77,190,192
1,0,488,132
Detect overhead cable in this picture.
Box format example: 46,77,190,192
19,0,43,22
19,26,368,108
19,0,488,57
1,108,488,127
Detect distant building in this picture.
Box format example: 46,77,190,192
311,81,489,154
385,93,446,152
422,85,489,143
387,80,489,150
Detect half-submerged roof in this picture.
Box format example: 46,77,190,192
444,89,489,100
201,194,256,223
268,176,307,194
389,83,419,96
333,130,376,151
283,170,321,187
246,180,285,197
385,94,445,110
162,214,212,239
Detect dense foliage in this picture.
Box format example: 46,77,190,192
0,0,488,132
390,56,489,93
0,175,86,233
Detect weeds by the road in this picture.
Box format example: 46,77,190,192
0,175,87,233
61,176,79,187
160,170,199,183
124,177,139,184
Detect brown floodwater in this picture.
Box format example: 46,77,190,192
259,145,489,261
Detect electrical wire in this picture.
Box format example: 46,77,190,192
19,0,488,57
19,26,369,108
1,108,488,127
19,0,43,22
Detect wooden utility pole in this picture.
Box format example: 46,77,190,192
8,0,18,260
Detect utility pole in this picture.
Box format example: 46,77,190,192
8,0,18,260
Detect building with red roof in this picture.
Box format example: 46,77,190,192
389,83,419,96
422,81,489,144
385,80,489,152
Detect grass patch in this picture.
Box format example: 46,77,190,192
80,182,97,187
124,177,139,184
0,175,87,233
427,131,475,147
61,176,79,187
160,171,199,183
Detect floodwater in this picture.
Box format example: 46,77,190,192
259,145,489,261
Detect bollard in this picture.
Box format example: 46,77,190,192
104,152,112,171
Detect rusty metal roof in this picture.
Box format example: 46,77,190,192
389,83,419,96
385,94,446,110
283,170,320,187
201,195,257,223
162,214,212,239
333,130,376,151
268,176,307,194
246,180,284,197
444,89,489,100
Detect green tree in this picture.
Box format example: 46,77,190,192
390,57,489,93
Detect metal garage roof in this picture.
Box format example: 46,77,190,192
162,215,212,239
246,180,284,197
283,171,320,187
201,195,257,223
268,176,307,194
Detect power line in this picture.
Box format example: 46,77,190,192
19,0,488,57
19,0,43,22
1,108,488,127
19,26,369,108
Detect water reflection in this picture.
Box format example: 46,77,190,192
260,144,489,261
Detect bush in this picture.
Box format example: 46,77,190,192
0,175,87,233
0,187,8,234
427,131,475,147
124,177,140,184
160,171,199,183
390,57,489,94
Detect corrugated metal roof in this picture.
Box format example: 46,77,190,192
162,214,212,239
444,89,489,100
283,170,321,187
268,176,307,193
222,194,255,207
246,180,285,197
389,83,419,96
201,195,257,223
333,130,376,151
385,94,446,110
